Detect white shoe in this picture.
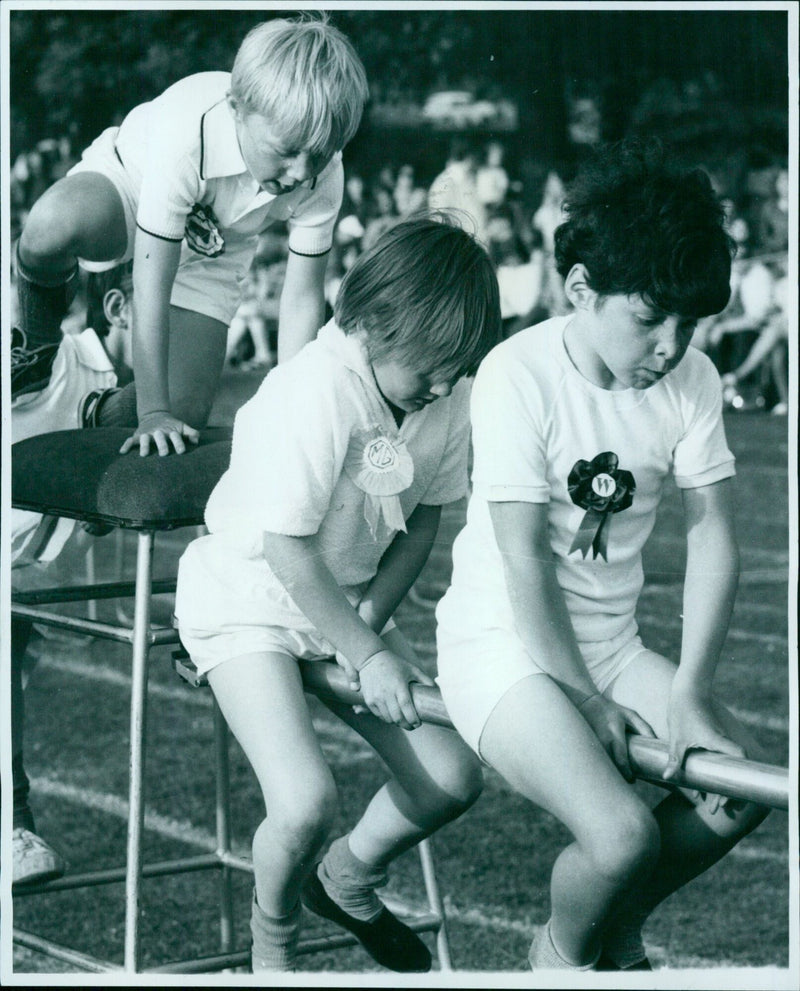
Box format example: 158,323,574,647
12,827,67,886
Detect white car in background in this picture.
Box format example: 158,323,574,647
423,90,505,128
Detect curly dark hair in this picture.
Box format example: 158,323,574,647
554,140,735,317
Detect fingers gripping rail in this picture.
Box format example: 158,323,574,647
300,661,790,812
174,653,789,811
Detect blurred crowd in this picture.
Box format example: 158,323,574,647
10,133,790,414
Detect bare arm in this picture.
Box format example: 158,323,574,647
490,500,653,778
120,229,199,456
664,478,744,776
261,528,433,729
357,504,442,633
277,250,329,363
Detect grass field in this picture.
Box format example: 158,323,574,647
8,368,795,984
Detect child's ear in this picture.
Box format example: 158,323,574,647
563,264,596,310
226,92,242,119
103,288,128,327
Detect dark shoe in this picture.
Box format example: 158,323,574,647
10,327,60,399
595,951,653,971
301,870,431,972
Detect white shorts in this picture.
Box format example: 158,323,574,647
436,621,647,758
69,127,255,326
179,617,396,678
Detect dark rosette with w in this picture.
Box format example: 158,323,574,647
567,451,635,561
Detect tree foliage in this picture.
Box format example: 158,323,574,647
9,8,788,161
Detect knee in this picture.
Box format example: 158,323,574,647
397,748,484,827
21,186,80,264
588,803,660,884
268,778,339,857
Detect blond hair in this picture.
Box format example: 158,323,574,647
230,14,368,159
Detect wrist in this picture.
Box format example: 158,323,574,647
669,676,713,705
355,646,387,672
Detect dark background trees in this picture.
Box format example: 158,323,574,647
9,7,789,208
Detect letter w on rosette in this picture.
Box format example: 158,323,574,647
567,452,635,561
344,427,414,538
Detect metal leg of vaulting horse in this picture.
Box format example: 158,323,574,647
213,698,235,954
123,530,154,972
418,838,452,971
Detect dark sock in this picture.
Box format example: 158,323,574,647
95,382,139,428
318,834,387,922
15,244,78,349
250,892,302,972
13,753,35,832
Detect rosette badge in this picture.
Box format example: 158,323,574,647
344,427,415,538
567,451,635,561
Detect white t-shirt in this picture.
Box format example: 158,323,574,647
12,329,116,573
92,72,343,258
176,320,471,634
436,315,736,648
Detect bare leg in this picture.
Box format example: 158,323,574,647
19,171,127,276
601,650,770,959
97,305,228,430
207,652,337,917
480,673,660,967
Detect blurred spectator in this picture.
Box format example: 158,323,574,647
476,140,510,210
362,184,400,250
719,262,788,415
428,137,488,245
531,170,570,317
226,248,285,371
485,204,546,337
393,164,427,217
341,171,369,227
695,206,787,410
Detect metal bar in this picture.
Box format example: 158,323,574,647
299,660,790,810
627,736,789,811
9,605,140,643
417,837,452,970
12,578,177,605
12,854,224,896
123,531,153,972
12,928,123,973
146,913,443,974
213,699,235,953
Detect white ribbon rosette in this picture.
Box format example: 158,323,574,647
344,427,414,538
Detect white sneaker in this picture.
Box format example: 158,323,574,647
12,827,67,886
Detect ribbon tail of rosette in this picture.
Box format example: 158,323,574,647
379,494,408,534
362,493,408,538
592,513,611,561
568,508,605,559
363,496,381,540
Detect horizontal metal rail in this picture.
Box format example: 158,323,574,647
10,603,180,646
11,578,177,605
298,660,790,811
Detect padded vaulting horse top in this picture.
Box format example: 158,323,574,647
12,428,233,531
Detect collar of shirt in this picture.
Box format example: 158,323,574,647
199,98,248,182
316,319,399,430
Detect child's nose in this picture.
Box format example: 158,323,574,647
430,381,453,398
654,318,682,362
285,153,313,183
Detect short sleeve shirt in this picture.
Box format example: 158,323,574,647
437,315,735,647
175,320,472,634
114,72,343,257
